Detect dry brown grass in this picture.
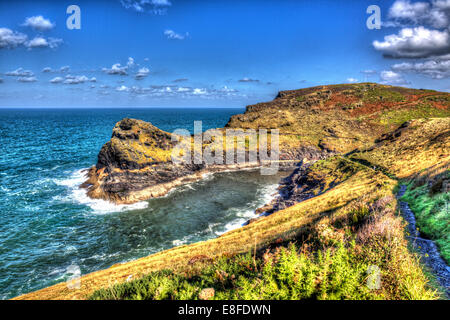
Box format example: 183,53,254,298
350,118,450,179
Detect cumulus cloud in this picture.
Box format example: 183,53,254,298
373,26,450,58
22,16,55,31
379,70,410,85
135,67,150,80
192,88,207,95
164,29,188,40
5,68,34,77
387,0,450,29
392,58,450,79
238,77,260,83
63,75,90,84
50,77,63,83
42,67,52,73
347,78,359,83
17,76,37,82
103,63,128,75
121,0,171,14
0,27,62,50
116,85,129,92
25,36,63,49
0,28,27,49
373,0,450,84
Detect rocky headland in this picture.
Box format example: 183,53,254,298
82,83,449,206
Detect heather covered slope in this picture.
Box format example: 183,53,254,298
227,83,449,153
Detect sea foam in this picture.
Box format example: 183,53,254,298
54,169,149,214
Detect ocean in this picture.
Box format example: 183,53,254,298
0,108,286,299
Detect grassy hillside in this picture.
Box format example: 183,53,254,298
227,83,449,153
14,84,449,300
89,156,439,300
350,118,450,264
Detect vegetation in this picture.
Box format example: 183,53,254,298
87,156,439,300
90,244,383,300
361,86,405,103
90,193,440,300
401,175,450,264
376,104,450,126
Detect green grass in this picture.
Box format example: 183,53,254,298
362,87,405,103
377,104,450,126
401,179,450,264
90,243,382,300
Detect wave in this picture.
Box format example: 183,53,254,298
53,169,149,214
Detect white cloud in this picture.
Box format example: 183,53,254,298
135,67,150,80
121,0,171,13
116,85,129,92
127,57,135,68
90,77,97,82
63,75,89,84
42,67,52,73
22,16,55,31
392,58,450,79
5,68,34,77
26,37,48,48
103,63,128,75
50,77,63,83
18,76,37,83
220,86,237,92
164,30,188,40
25,36,62,49
379,70,410,85
387,0,450,29
373,26,450,58
0,28,27,49
347,78,359,83
192,88,207,95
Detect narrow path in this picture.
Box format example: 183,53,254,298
397,185,450,297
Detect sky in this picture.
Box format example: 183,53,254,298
0,0,449,107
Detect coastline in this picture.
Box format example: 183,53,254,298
82,160,301,205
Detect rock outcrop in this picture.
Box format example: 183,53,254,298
83,83,449,204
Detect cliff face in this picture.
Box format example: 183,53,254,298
83,83,449,204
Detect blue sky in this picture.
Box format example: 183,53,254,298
0,0,449,107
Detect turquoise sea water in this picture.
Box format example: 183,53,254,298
0,108,285,299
